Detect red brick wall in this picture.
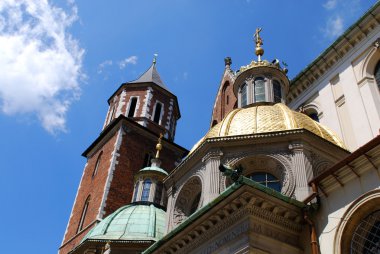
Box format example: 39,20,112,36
60,124,185,254
104,129,181,216
104,86,179,140
59,131,119,254
211,72,237,127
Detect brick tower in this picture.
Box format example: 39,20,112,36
59,59,188,254
210,57,237,128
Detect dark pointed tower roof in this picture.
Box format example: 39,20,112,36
129,62,169,91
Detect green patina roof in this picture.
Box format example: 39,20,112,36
82,203,166,242
139,166,168,176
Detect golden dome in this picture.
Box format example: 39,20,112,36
191,103,345,153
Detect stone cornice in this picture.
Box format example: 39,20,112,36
288,2,380,104
144,186,303,254
167,129,348,183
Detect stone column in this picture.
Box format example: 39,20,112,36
202,149,223,203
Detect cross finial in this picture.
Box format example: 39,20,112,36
254,28,264,61
153,53,158,65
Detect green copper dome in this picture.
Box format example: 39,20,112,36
139,166,168,176
82,203,166,242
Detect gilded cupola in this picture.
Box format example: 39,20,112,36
234,28,290,107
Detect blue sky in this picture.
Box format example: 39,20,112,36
0,0,376,253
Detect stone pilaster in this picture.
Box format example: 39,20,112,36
202,149,223,203
289,142,311,201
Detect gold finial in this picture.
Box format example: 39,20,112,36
155,133,163,159
153,53,158,65
254,28,264,61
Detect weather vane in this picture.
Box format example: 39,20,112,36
254,28,264,61
153,53,158,65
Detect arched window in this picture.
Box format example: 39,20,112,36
127,97,138,117
254,77,265,102
374,61,380,90
273,80,282,103
154,182,163,204
249,172,281,192
351,210,380,254
241,83,248,107
304,108,320,122
77,196,90,233
132,182,139,202
141,179,152,201
92,152,102,177
153,103,162,124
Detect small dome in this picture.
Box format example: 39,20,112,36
139,166,168,176
191,103,345,153
82,203,166,242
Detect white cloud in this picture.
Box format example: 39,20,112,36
97,60,113,74
0,0,84,134
323,15,344,39
119,56,138,69
323,0,338,10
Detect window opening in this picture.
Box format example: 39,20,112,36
273,80,282,103
351,210,380,254
375,61,380,90
254,77,265,102
154,182,163,204
133,182,140,202
153,103,162,123
77,196,90,233
127,97,138,117
142,153,153,168
249,172,281,192
92,152,102,177
241,83,248,107
141,179,152,201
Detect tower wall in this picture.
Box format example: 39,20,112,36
210,68,237,127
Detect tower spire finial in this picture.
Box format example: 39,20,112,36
153,53,158,65
155,133,163,159
254,28,264,61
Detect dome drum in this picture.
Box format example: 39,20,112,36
234,65,290,107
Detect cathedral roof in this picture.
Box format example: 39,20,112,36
82,203,166,242
128,63,169,91
191,103,346,153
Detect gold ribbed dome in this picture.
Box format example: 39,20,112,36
191,103,345,153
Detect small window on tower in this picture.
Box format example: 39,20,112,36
142,153,153,168
141,179,152,201
273,80,282,103
254,77,265,102
127,97,138,117
241,83,248,107
154,182,163,204
132,182,139,202
92,151,102,178
77,196,90,233
153,103,162,124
